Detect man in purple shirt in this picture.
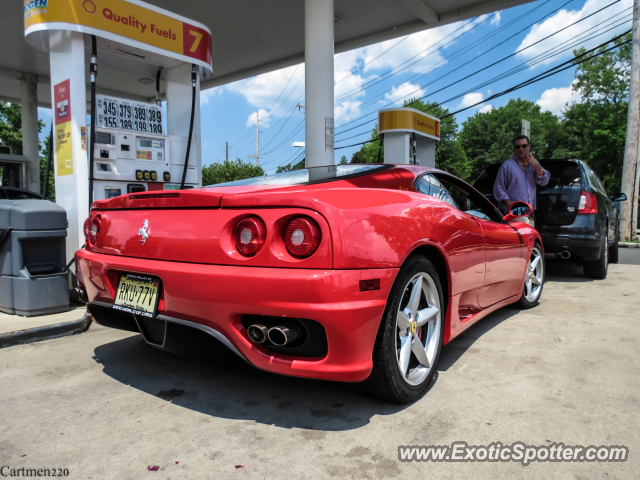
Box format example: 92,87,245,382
493,135,551,227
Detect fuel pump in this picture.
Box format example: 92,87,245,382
378,108,441,167
24,0,213,263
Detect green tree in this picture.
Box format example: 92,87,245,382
459,98,566,180
351,125,383,164
276,158,305,173
562,33,632,194
0,102,24,154
40,131,55,200
0,101,53,199
201,158,265,185
339,155,349,165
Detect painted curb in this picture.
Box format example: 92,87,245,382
0,312,92,348
619,242,640,248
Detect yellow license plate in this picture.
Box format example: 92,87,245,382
113,273,160,318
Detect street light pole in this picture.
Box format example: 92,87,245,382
621,0,640,241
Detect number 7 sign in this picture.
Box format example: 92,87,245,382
182,23,212,65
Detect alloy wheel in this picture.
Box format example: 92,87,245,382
524,246,544,303
394,272,441,386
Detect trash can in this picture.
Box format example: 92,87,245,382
0,199,69,316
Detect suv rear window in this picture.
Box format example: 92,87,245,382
538,161,582,191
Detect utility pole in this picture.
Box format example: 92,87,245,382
621,0,640,241
248,112,263,167
226,141,228,161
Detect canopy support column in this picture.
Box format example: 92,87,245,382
304,0,334,168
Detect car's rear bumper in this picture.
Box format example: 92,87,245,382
76,249,398,382
537,215,601,261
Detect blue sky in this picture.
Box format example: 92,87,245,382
38,0,632,175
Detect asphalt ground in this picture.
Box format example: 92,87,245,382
0,258,639,479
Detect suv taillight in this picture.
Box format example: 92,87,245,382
234,216,266,256
83,216,101,245
578,191,598,214
284,217,321,258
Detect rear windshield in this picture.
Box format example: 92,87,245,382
208,164,390,187
539,161,582,190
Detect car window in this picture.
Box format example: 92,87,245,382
434,173,504,223
415,174,458,208
590,168,607,195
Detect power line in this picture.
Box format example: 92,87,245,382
442,34,631,118
334,35,410,86
333,15,485,103
334,31,631,148
334,0,623,138
340,0,560,118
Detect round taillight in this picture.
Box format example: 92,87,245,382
234,217,266,256
83,216,101,245
284,217,321,258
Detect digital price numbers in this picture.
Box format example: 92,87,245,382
97,95,163,134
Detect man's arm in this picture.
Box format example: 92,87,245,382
493,164,512,210
526,154,551,186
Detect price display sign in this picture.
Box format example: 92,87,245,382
97,95,163,134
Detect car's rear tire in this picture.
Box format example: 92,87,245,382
364,255,444,403
518,243,544,309
584,230,608,279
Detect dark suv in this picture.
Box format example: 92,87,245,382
474,159,626,279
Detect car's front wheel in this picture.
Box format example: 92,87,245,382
365,255,444,403
518,243,544,309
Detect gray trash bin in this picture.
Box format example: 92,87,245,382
0,199,70,316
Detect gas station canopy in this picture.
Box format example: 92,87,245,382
2,0,531,107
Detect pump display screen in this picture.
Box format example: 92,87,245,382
136,137,165,162
97,95,163,134
95,132,114,145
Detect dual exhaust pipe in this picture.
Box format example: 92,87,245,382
247,324,298,346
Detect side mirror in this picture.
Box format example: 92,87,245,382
503,201,533,223
610,193,627,202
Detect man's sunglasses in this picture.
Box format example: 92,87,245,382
514,144,529,149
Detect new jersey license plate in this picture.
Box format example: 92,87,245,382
113,273,160,318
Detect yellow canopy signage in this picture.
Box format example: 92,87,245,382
24,0,212,72
378,108,441,140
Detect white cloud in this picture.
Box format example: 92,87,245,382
345,18,480,80
537,80,581,116
384,82,425,104
334,101,363,125
458,92,484,109
491,11,501,27
200,86,222,104
227,64,305,114
515,0,632,66
246,109,271,128
479,105,493,114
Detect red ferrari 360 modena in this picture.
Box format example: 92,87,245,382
76,164,544,403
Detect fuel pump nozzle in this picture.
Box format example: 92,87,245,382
180,64,197,190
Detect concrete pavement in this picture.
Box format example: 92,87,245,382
0,262,638,479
